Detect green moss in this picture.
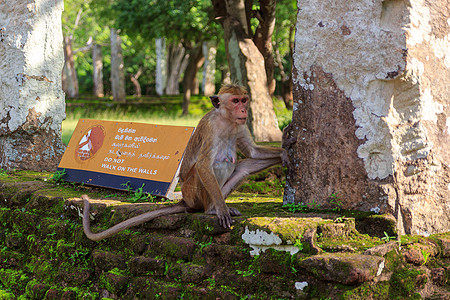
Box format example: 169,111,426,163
383,249,404,272
237,177,285,196
242,216,328,244
0,207,11,222
62,287,99,300
24,259,58,283
225,195,287,217
341,281,390,299
0,269,29,293
390,267,426,299
0,289,15,300
318,232,383,253
99,270,130,296
399,235,421,245
7,170,47,181
25,279,49,300
257,248,292,274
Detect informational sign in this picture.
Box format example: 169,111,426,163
58,119,195,198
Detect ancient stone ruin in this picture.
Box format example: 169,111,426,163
284,0,450,235
0,1,66,171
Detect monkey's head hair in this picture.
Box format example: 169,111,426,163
218,83,247,96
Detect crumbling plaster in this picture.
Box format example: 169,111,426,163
0,0,66,171
293,0,449,181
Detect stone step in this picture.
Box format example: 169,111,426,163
1,175,449,299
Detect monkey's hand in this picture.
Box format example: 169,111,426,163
217,209,233,228
207,207,234,228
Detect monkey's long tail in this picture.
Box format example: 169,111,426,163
82,195,187,241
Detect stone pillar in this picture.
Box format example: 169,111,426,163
92,44,104,97
201,41,216,96
155,38,166,97
110,28,126,103
284,0,450,235
0,0,66,171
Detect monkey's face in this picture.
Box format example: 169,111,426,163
227,95,249,125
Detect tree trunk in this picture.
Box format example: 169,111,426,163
110,28,126,103
274,42,293,109
213,0,282,142
62,36,79,99
0,0,66,171
202,42,217,96
165,43,186,95
253,0,277,96
130,68,143,97
155,38,166,96
182,45,205,116
92,43,104,97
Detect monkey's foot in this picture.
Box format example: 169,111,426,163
228,207,241,216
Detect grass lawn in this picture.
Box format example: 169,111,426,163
62,94,292,145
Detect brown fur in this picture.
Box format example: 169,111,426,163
82,84,284,240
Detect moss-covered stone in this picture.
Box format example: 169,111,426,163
102,232,148,256
146,235,197,260
1,181,48,207
44,288,64,300
180,263,208,283
354,214,397,238
5,232,25,250
0,289,15,300
0,269,30,294
389,267,427,299
122,277,183,300
257,248,292,274
1,171,449,299
57,262,93,286
92,249,127,272
341,281,390,300
25,279,49,300
202,243,249,265
99,270,130,296
25,258,58,283
299,253,385,285
128,256,166,276
242,216,329,245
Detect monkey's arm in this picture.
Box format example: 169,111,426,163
237,128,284,160
82,195,187,241
194,138,233,228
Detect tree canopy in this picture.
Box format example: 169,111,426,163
62,0,296,100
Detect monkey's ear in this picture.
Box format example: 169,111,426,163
210,96,220,109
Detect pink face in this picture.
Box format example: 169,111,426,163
227,95,249,125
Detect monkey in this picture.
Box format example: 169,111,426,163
82,83,284,241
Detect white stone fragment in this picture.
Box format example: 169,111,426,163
370,207,381,214
376,259,385,276
241,226,300,256
241,226,282,246
295,281,309,291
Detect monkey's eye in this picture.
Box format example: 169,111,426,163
232,98,239,104
241,97,248,104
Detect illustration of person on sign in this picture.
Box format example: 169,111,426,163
76,126,105,161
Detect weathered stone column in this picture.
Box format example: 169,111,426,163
110,28,126,103
284,0,450,235
0,0,66,171
155,38,166,97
